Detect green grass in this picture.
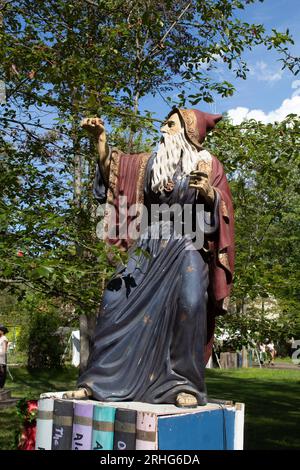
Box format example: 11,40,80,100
275,356,293,364
0,367,299,450
206,368,300,450
0,367,77,450
7,350,27,366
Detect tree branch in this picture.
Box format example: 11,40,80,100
82,0,98,7
0,277,26,283
150,2,192,57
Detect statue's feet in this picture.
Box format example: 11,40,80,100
175,392,198,408
40,388,92,400
80,117,104,137
62,388,92,400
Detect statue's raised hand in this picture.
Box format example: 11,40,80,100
81,117,105,139
81,117,109,178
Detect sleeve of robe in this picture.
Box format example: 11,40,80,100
204,156,235,363
93,146,114,204
209,155,235,315
94,148,151,249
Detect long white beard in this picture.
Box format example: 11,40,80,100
151,129,202,193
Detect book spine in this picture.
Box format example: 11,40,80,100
92,405,116,450
35,399,54,450
113,409,137,451
135,412,157,450
52,399,74,450
72,403,94,450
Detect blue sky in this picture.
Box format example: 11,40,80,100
5,1,298,130
141,0,300,125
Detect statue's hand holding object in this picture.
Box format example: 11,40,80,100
189,170,215,207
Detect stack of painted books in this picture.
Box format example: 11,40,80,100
35,395,244,450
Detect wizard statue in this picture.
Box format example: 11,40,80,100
65,108,234,408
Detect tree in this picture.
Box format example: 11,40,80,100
0,0,299,368
206,115,300,349
18,294,66,368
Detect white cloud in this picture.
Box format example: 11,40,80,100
291,80,300,97
187,54,223,72
227,88,300,125
249,60,283,83
291,80,300,89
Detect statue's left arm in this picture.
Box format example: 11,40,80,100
209,155,235,314
189,153,234,313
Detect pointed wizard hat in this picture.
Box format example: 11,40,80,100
167,108,222,148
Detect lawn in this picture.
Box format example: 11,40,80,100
0,367,78,450
206,367,300,450
0,367,299,450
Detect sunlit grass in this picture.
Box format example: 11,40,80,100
0,367,77,450
0,367,299,450
206,368,300,450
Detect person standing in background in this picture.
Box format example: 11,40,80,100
259,342,267,365
0,325,9,389
266,340,276,366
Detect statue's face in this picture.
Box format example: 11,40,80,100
160,112,182,136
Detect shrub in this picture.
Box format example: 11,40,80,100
20,299,65,369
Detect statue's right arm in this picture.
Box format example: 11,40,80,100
96,130,110,185
81,117,111,185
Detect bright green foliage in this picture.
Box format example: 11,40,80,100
18,295,66,368
207,115,300,347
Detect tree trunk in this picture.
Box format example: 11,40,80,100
79,313,96,375
0,2,6,105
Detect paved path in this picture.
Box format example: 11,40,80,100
256,362,300,370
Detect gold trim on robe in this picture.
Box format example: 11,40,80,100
136,153,151,205
103,148,122,242
218,251,232,279
178,109,200,149
222,296,230,312
106,148,121,207
221,200,229,222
